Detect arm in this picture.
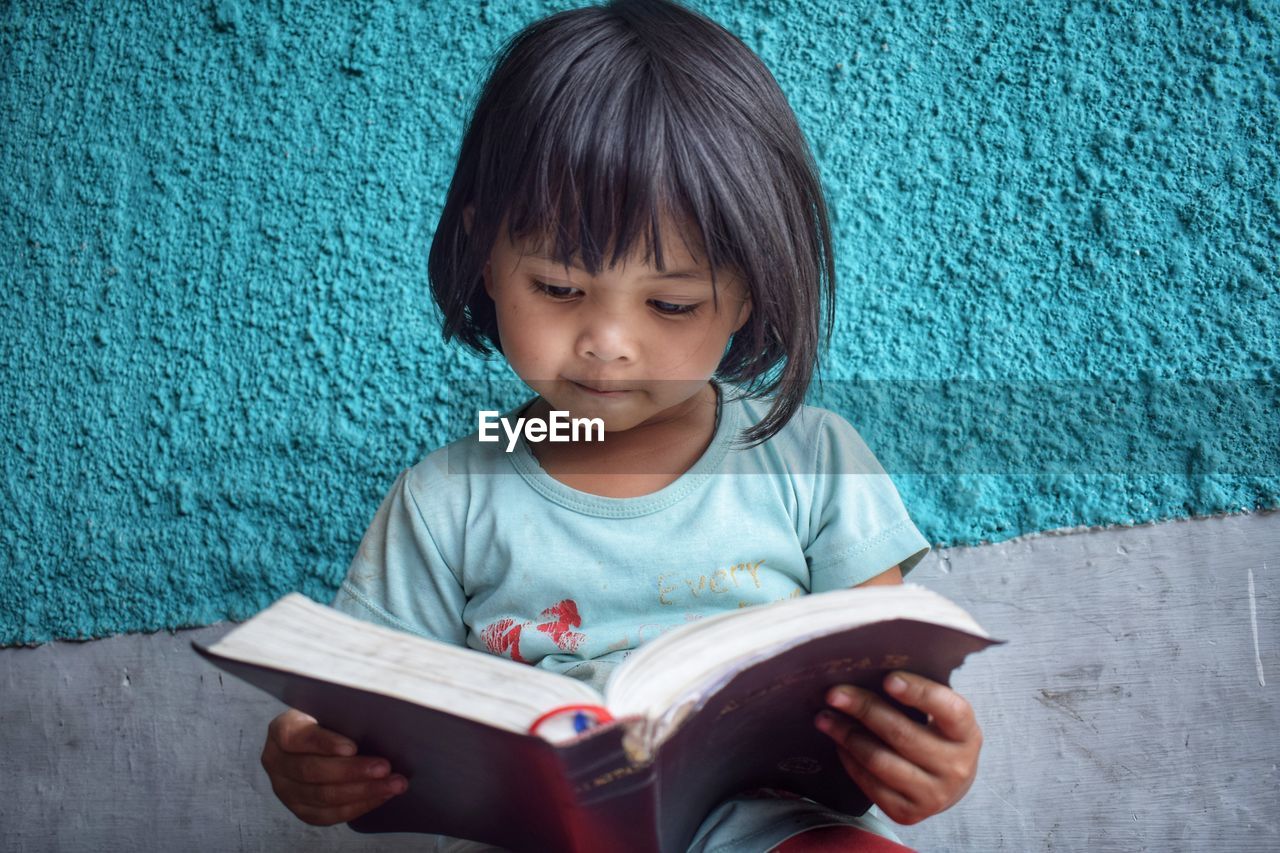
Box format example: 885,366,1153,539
813,564,983,825
260,467,461,825
856,565,903,587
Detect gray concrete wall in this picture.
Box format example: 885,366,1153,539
3,511,1277,852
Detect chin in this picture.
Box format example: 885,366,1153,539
560,402,643,429
547,399,650,433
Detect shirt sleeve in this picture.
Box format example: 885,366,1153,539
330,467,468,646
803,411,931,591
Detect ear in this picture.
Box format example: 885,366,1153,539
462,205,495,297
732,293,752,333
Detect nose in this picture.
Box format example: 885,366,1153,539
575,307,637,363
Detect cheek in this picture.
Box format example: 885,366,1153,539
653,323,734,375
497,305,558,375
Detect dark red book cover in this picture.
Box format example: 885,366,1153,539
196,617,996,852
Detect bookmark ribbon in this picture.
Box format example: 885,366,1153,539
528,704,615,737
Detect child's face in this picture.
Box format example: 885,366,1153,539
483,219,751,434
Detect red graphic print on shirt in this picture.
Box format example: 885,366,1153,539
480,600,586,662
480,617,527,664
536,599,585,653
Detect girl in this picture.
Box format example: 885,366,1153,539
260,1,982,850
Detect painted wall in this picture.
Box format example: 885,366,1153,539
2,0,1277,643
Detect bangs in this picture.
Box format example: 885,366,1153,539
429,0,836,444
501,44,720,283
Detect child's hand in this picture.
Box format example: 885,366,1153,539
815,671,981,826
260,708,409,826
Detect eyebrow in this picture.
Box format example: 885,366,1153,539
524,252,713,282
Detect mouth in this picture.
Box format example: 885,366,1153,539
568,380,633,398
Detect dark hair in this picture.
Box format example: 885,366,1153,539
428,0,835,445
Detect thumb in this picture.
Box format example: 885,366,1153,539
276,709,358,756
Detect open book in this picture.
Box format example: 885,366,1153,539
194,584,999,852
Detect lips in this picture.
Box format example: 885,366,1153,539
568,379,632,396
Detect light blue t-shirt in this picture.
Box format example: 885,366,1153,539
333,385,930,851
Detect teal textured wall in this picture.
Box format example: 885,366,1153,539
2,0,1276,645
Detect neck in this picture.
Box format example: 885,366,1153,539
525,383,720,495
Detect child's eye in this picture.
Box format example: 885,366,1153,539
531,281,579,300
650,300,700,316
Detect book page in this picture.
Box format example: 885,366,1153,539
605,584,990,750
207,595,601,734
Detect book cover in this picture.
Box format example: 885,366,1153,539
195,597,997,852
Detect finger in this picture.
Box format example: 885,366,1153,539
882,672,979,744
826,685,946,769
283,753,396,787
271,709,359,756
815,711,934,801
284,773,409,810
290,789,403,827
825,732,924,826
